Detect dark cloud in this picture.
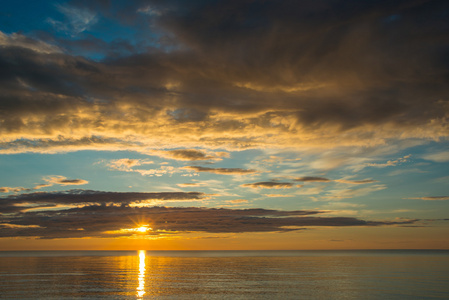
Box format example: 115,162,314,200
165,149,212,160
0,204,418,239
59,179,87,184
185,166,257,175
295,177,331,182
0,0,448,152
150,0,449,128
241,181,293,189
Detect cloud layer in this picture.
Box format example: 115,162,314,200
0,0,448,154
0,190,417,239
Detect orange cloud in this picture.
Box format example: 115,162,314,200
42,176,89,186
0,186,28,193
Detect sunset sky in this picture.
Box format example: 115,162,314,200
0,0,448,250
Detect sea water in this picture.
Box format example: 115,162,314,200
0,250,448,299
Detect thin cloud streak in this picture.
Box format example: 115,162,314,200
185,166,257,175
241,181,294,189
408,196,449,201
295,177,331,182
335,179,378,185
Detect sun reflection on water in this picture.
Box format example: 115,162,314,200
137,250,146,298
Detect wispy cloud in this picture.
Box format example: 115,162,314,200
366,155,411,168
47,4,97,36
107,159,182,177
137,5,162,16
422,151,449,163
324,185,387,200
388,168,427,176
108,158,154,171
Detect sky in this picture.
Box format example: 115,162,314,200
0,0,448,250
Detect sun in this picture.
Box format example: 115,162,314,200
136,225,151,233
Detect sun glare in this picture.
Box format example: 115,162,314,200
136,225,151,233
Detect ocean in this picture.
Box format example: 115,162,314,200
0,250,448,299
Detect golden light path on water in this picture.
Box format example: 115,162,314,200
137,250,146,298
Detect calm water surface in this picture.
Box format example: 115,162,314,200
0,250,448,299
